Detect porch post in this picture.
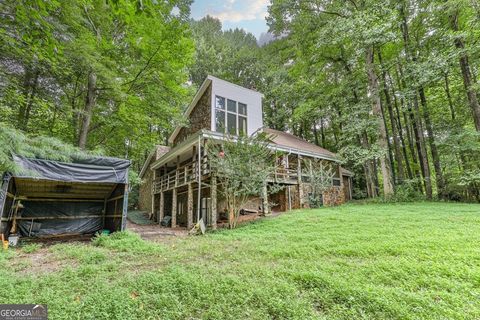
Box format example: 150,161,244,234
159,191,164,225
151,193,157,221
210,175,217,230
297,155,304,208
262,183,269,215
187,183,193,229
171,188,177,228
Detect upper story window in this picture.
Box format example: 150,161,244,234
215,95,247,136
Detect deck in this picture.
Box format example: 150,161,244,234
152,157,301,194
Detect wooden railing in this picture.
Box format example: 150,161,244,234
153,160,306,194
271,167,299,183
153,155,209,194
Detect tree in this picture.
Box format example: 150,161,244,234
304,159,337,207
207,134,277,228
0,0,194,174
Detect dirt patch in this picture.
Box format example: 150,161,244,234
13,248,78,275
126,221,188,241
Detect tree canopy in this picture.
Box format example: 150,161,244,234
1,0,479,201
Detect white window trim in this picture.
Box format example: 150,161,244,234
215,95,248,136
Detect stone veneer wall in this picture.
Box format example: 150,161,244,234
290,183,346,208
174,84,212,145
138,166,153,212
322,186,346,207
138,146,171,213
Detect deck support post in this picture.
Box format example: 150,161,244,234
210,175,217,230
262,183,270,215
171,188,177,228
187,183,193,229
159,191,164,225
151,192,157,222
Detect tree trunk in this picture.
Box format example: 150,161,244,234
444,73,456,120
450,8,480,131
418,88,445,198
17,67,39,131
399,2,433,199
412,94,433,199
359,133,377,198
365,46,394,197
378,51,405,183
22,71,39,131
320,117,326,148
379,95,396,185
389,73,413,180
78,71,97,150
313,121,320,146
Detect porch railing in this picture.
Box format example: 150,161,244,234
152,155,209,194
153,160,308,194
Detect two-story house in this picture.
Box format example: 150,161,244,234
139,76,353,229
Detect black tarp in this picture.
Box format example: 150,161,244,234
12,155,130,184
0,155,130,237
17,201,104,236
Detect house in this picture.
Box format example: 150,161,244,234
139,75,353,229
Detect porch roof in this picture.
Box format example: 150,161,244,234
263,128,337,160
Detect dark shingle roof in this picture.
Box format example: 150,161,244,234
263,128,337,159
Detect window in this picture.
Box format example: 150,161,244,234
215,95,248,136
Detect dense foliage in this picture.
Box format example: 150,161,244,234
189,1,480,201
1,0,479,201
0,0,193,173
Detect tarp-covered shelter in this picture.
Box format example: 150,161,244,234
0,155,130,238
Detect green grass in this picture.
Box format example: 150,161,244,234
1,202,479,319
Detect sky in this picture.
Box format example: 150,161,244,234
190,0,270,39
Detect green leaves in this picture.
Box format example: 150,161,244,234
0,125,96,174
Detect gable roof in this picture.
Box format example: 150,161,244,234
139,145,171,179
263,128,337,159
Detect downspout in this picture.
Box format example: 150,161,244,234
197,135,202,222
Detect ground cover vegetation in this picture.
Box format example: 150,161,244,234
0,202,479,319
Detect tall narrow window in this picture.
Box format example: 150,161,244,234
238,102,247,135
227,113,237,134
227,99,236,112
215,95,247,135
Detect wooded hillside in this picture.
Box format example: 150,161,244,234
1,0,479,201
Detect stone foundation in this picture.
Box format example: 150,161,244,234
322,186,345,207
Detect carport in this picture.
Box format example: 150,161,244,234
0,155,130,238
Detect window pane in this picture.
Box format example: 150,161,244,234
238,103,247,115
215,96,225,110
227,113,237,135
227,99,236,112
238,116,247,135
216,110,225,133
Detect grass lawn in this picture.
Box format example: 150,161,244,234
1,202,479,319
